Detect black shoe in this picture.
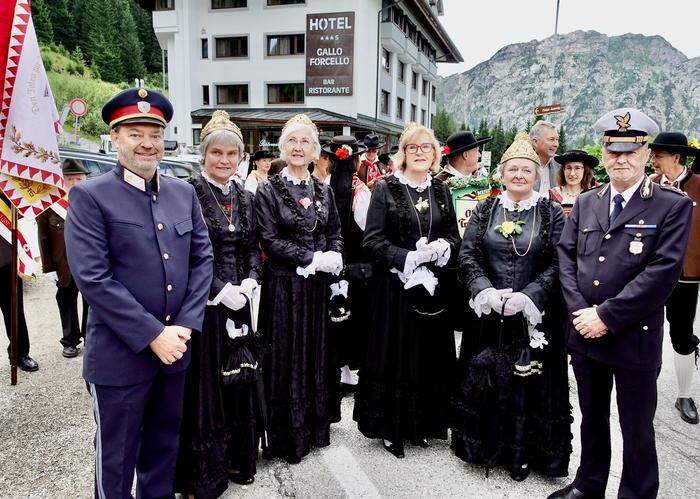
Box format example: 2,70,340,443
383,440,405,459
411,438,430,448
508,450,530,482
675,397,699,424
18,356,38,372
285,454,302,464
547,483,604,499
62,346,80,358
229,472,254,485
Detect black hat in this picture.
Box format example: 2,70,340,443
319,134,333,147
444,131,492,158
62,158,89,175
101,87,173,128
378,145,398,165
553,149,599,168
648,132,699,157
362,133,385,150
250,149,275,162
322,135,367,159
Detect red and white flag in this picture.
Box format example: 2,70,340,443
0,0,64,219
50,195,68,220
0,198,34,275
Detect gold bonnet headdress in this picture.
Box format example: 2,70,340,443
282,113,318,136
500,132,540,165
200,110,243,143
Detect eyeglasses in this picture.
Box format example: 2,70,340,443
286,137,314,149
404,143,434,154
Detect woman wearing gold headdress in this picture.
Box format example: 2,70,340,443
175,110,263,495
451,132,570,481
255,113,344,463
353,123,461,458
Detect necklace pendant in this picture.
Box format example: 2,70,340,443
228,223,235,232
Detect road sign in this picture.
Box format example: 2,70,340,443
534,104,563,116
481,151,491,167
69,98,87,117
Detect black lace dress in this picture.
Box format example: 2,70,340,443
451,196,572,477
175,175,262,498
353,175,461,444
255,172,344,461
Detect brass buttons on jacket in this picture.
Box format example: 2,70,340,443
593,280,600,286
604,234,611,240
163,253,170,260
165,314,171,323
166,284,173,292
598,256,605,262
157,223,164,230
152,194,157,202
643,325,649,331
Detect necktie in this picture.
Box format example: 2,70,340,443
610,194,624,224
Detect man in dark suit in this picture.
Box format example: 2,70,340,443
550,108,693,499
37,159,90,358
65,88,213,498
0,195,37,372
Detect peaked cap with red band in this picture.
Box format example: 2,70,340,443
101,87,173,128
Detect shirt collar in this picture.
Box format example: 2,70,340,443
281,167,311,185
610,175,645,205
393,169,432,192
660,166,689,187
202,171,232,195
116,163,159,193
497,190,541,212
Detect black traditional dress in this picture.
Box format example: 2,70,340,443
353,172,461,445
451,192,572,477
175,174,262,498
255,168,344,462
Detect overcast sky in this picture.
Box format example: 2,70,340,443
437,0,700,76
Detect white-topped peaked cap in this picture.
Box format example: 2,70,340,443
593,107,659,152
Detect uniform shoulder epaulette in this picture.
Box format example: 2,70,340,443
581,183,604,194
658,183,686,196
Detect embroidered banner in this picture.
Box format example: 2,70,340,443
0,196,34,275
0,0,64,219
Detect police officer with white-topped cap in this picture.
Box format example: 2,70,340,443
65,87,214,498
550,108,693,499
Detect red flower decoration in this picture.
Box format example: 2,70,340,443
442,145,451,156
335,145,352,160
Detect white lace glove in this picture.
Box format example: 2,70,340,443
403,249,438,276
220,285,247,311
297,251,324,278
43,271,58,283
330,280,349,299
403,266,439,296
426,238,451,267
239,278,259,299
501,291,528,316
317,251,343,275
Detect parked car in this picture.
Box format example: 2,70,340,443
59,148,195,180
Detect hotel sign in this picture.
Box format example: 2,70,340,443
306,12,355,96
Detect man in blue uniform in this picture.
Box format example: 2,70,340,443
65,88,213,498
549,108,693,499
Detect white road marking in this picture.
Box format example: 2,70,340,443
322,445,382,498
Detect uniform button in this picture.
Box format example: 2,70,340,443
643,325,649,331
593,279,600,286
163,253,170,260
157,223,164,230
152,194,157,202
636,233,642,238
604,234,611,240
638,219,644,224
165,314,171,322
166,284,173,292
598,256,605,262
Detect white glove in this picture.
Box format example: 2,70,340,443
43,271,58,283
488,288,513,314
220,285,247,311
330,280,349,299
317,251,343,275
403,266,438,296
239,278,259,299
297,251,324,278
403,249,438,276
501,291,528,316
425,238,451,267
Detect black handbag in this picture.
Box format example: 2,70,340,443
220,294,266,386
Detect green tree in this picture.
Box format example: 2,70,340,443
130,0,162,73
432,107,456,143
477,119,490,140
459,121,467,131
490,119,507,165
505,125,518,148
557,124,568,153
47,0,76,49
525,118,532,133
116,0,146,81
32,0,54,45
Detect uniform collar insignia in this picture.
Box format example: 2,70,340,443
596,183,610,199
120,164,159,193
615,112,632,132
640,176,653,199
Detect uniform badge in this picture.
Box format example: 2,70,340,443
137,101,151,113
138,88,148,98
629,240,644,255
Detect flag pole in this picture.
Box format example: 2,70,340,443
9,202,17,385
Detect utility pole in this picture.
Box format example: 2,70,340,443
554,0,561,35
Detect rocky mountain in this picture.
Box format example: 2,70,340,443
437,30,700,143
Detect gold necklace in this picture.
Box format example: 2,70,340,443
405,184,433,240
204,178,235,232
502,205,537,257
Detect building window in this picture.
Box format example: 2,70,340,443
398,61,405,82
202,85,210,105
412,71,418,90
216,84,249,105
212,0,246,8
411,104,416,121
201,39,208,59
430,114,435,127
155,0,174,10
267,34,305,56
193,128,202,145
268,83,304,104
431,86,436,102
396,97,404,120
267,0,305,4
382,49,391,73
380,90,390,115
215,36,248,58
422,79,428,96
421,109,426,125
